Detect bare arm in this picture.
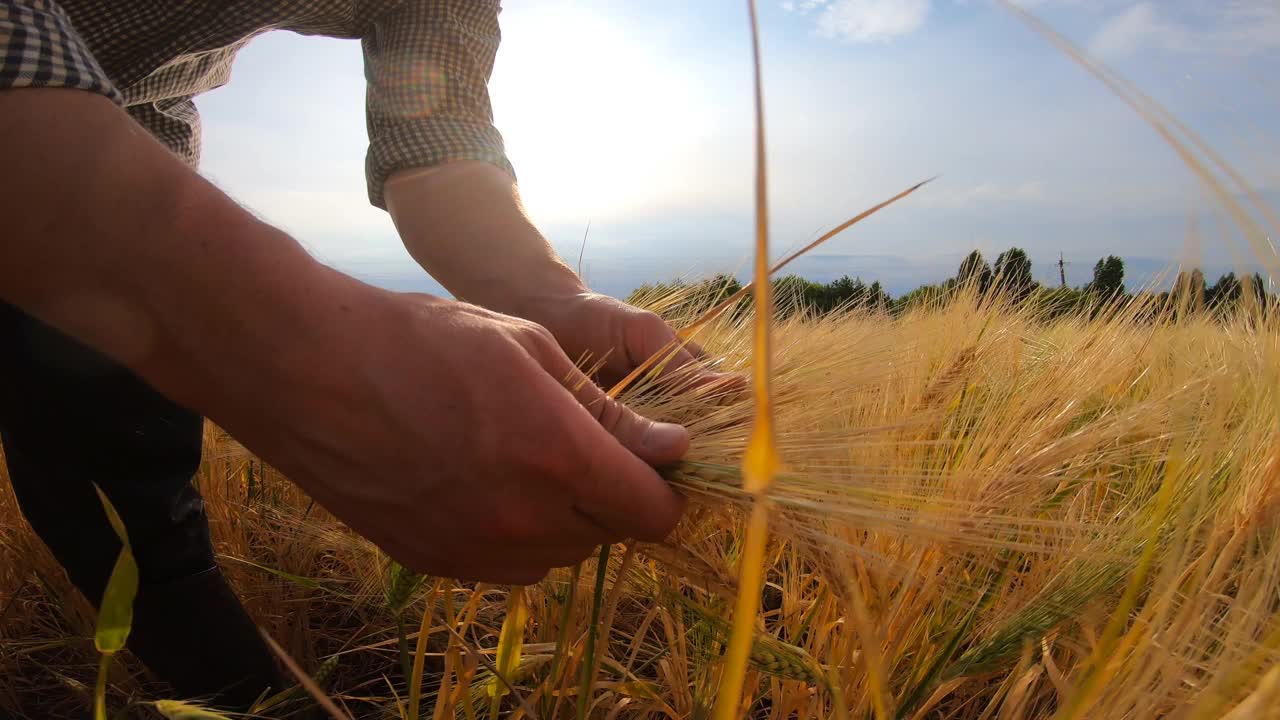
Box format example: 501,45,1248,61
0,89,341,403
385,163,716,387
0,89,687,583
385,162,586,314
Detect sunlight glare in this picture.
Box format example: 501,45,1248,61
491,5,710,226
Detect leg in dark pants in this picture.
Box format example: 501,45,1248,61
0,301,280,708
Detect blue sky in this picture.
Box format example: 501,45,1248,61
196,0,1280,298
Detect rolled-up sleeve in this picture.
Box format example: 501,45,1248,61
362,0,514,209
0,0,120,102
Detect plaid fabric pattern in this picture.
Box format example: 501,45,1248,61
0,1,120,101
0,0,513,208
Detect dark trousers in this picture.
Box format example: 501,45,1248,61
0,300,278,708
0,302,214,600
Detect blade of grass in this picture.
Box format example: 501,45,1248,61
577,544,612,720
260,629,352,720
1053,443,1184,720
91,486,138,720
440,615,541,720
713,3,779,718
544,564,581,719
152,700,236,719
396,611,413,691
490,586,529,720
408,579,443,720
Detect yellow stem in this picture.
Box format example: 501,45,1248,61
94,652,112,720
712,500,772,720
408,579,442,720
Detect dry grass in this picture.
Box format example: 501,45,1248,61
3,289,1279,718
5,3,1280,717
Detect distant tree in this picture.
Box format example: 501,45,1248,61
627,279,686,307
849,278,867,308
1213,270,1274,312
627,274,747,319
708,272,743,297
894,283,946,313
1206,272,1240,309
956,250,992,293
867,281,891,311
772,274,823,318
993,247,1034,301
1173,268,1207,312
829,275,857,306
814,275,849,313
1034,285,1088,319
1089,255,1125,297
1243,272,1269,311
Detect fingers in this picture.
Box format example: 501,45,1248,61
570,420,688,542
489,489,616,548
625,311,741,393
553,354,690,466
627,311,700,377
529,349,687,542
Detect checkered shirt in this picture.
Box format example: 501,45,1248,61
0,0,513,208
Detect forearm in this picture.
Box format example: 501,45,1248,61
384,161,587,316
0,89,354,409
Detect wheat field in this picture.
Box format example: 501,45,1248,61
3,287,1279,718
5,2,1280,717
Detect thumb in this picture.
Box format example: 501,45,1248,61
552,351,690,466
535,346,688,541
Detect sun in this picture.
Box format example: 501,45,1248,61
489,6,708,226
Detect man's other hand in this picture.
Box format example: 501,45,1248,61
247,289,689,585
513,291,713,389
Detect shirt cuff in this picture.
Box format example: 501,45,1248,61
366,115,515,209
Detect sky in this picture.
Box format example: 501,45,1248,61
196,0,1280,298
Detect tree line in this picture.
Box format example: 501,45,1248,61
629,248,1275,319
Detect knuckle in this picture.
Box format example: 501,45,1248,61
638,312,676,346
589,396,630,437
607,405,650,449
522,322,555,347
587,394,615,426
640,310,669,332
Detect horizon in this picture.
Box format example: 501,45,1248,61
344,249,1266,301
196,0,1280,300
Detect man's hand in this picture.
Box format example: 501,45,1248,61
511,291,707,388
225,286,689,584
0,89,688,584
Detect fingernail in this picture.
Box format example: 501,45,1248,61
644,421,689,456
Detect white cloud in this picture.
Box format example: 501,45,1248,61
1214,1,1280,55
1088,0,1280,59
786,0,931,42
1088,3,1180,59
918,179,1051,210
